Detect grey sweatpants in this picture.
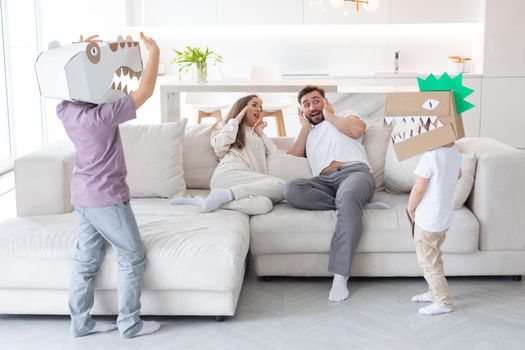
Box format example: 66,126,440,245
283,163,375,277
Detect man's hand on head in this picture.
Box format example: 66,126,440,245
323,98,335,121
297,107,311,131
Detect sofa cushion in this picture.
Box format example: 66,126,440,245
362,122,392,192
453,153,477,209
121,120,187,198
266,121,390,185
183,124,220,189
250,191,479,255
0,198,249,291
384,140,421,193
268,154,312,181
385,141,478,205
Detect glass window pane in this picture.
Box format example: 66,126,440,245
0,3,11,164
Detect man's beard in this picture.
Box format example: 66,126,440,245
307,110,324,125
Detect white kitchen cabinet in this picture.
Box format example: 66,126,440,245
461,77,482,137
303,0,391,25
483,0,525,76
217,0,303,25
142,0,217,26
128,0,485,26
390,0,482,24
480,77,525,148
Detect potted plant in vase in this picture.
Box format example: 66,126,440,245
170,46,223,83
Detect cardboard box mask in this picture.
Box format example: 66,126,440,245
35,36,143,104
383,91,465,161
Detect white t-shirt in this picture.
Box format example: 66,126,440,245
414,145,462,232
306,119,370,177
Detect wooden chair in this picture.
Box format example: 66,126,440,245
250,65,293,136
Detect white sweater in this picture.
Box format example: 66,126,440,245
211,119,278,174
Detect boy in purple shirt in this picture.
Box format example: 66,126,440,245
56,33,160,338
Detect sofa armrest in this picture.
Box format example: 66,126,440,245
15,140,75,217
457,137,525,251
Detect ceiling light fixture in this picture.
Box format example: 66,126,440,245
328,0,380,12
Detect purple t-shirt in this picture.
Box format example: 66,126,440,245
57,95,136,207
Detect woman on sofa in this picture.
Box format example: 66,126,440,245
172,95,285,215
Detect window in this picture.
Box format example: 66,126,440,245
0,2,12,172
0,0,128,173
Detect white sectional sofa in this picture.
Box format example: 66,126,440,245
251,135,525,279
1,120,524,319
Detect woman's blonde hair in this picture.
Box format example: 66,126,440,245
218,94,259,150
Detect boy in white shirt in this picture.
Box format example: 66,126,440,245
407,143,462,315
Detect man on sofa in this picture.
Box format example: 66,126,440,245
284,85,375,302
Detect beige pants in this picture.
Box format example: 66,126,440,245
211,164,285,203
414,224,453,308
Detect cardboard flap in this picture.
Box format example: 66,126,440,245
394,124,456,161
385,91,451,116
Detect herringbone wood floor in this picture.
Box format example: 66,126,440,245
1,263,524,350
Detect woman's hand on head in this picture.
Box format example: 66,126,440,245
253,119,267,137
235,106,248,123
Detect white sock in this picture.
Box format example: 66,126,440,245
132,321,161,338
200,189,234,213
411,292,434,303
364,202,390,209
419,303,453,316
329,274,350,302
170,195,205,206
86,322,117,335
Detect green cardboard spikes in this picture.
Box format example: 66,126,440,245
417,73,475,114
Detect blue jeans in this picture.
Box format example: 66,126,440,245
70,201,145,338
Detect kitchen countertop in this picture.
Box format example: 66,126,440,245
283,72,483,78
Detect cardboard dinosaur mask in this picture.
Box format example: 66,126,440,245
383,73,474,161
35,36,143,104
383,91,464,161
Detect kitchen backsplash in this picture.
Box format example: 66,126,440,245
145,23,484,78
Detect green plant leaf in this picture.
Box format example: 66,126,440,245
170,45,224,80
